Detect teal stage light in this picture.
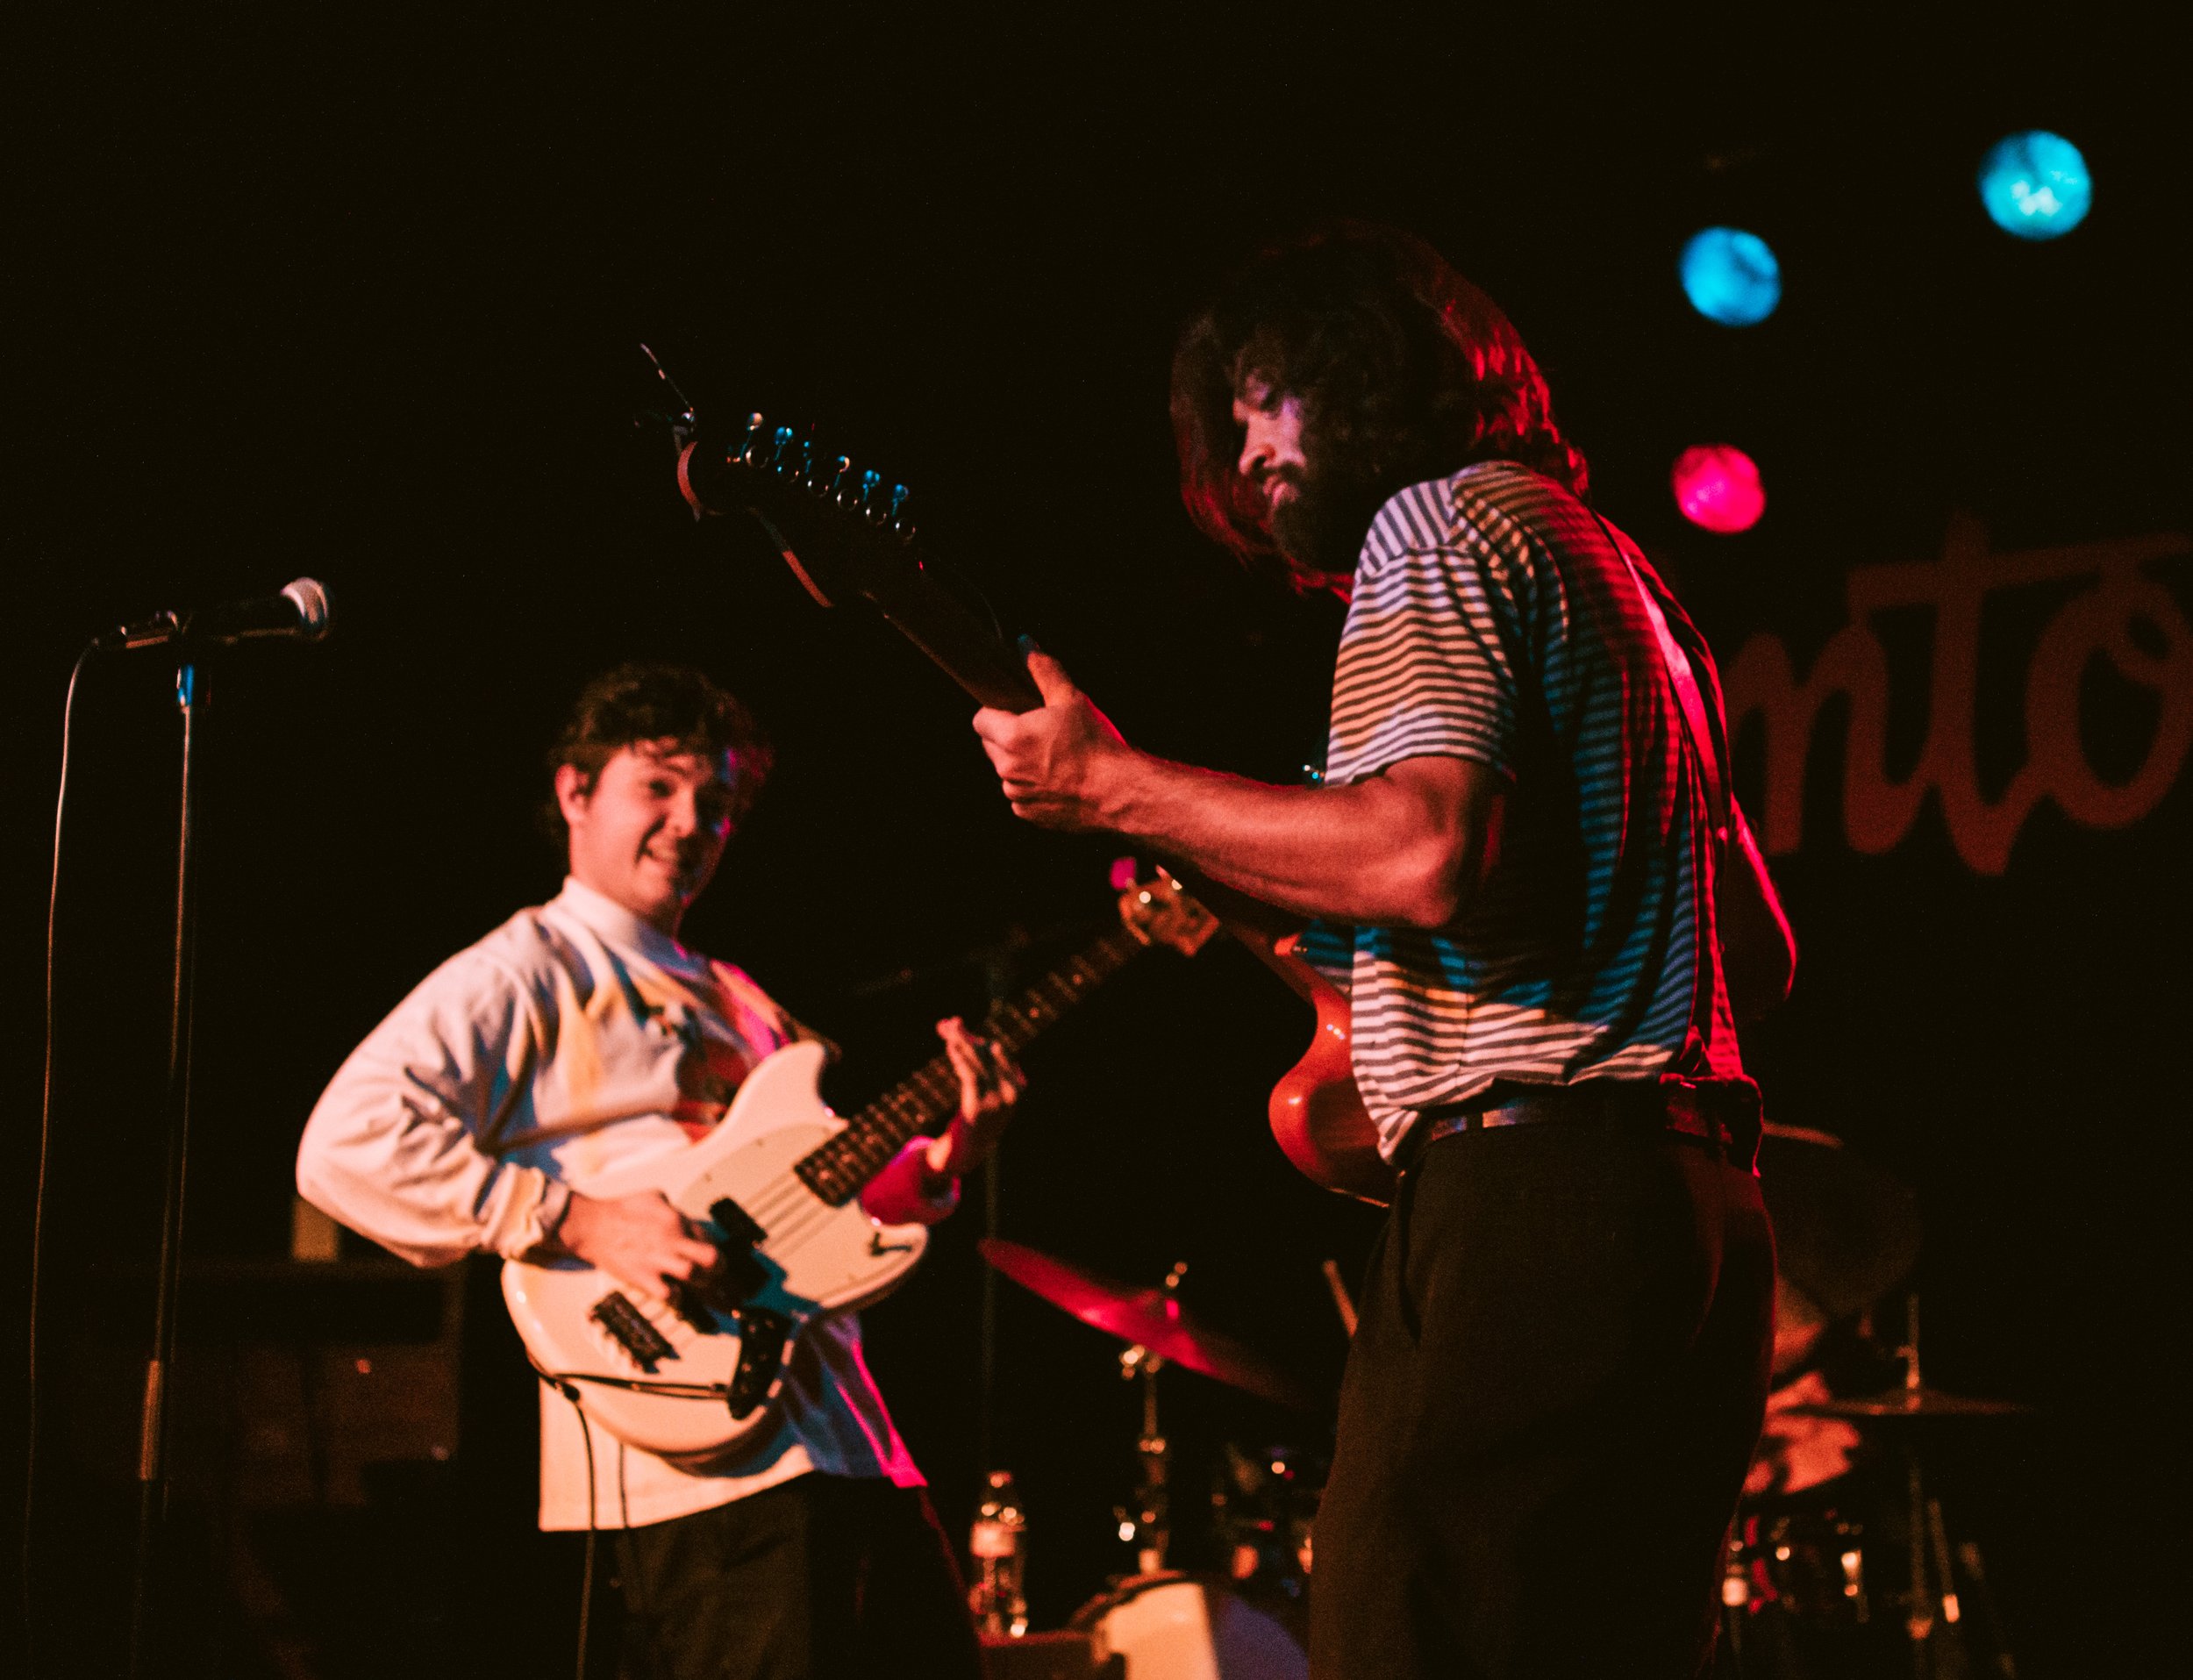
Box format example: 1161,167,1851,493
1679,227,1782,326
1978,130,2091,239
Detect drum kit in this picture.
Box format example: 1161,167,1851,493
974,1125,2031,1679
978,1239,1316,1678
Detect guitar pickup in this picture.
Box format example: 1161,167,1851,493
726,1307,789,1419
710,1197,767,1247
702,1197,770,1307
590,1290,676,1373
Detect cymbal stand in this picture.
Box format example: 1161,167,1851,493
1899,1295,1933,1670
1114,1262,1188,1575
1895,1295,2012,1678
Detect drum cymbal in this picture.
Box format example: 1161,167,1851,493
1757,1123,1923,1327
980,1239,1318,1411
1786,1385,2034,1420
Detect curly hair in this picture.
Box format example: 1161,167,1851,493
1171,224,1589,575
540,662,774,844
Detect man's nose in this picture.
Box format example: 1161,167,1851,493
666,789,698,835
1238,420,1273,480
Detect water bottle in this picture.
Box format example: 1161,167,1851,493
968,1469,1029,1637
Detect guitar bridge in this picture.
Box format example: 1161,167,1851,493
590,1290,675,1373
725,1307,789,1419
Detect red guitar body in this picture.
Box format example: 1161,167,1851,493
1250,933,1397,1206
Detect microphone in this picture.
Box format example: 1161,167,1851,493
98,578,333,653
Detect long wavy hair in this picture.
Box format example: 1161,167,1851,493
1171,224,1589,575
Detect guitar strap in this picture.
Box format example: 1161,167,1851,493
1591,512,1729,849
1589,511,1737,1081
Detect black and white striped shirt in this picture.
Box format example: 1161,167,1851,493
1301,461,1747,1161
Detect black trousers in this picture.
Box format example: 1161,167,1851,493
612,1474,982,1680
1309,1119,1775,1680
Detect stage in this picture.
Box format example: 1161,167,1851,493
6,11,2185,1676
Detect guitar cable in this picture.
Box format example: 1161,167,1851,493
532,1369,740,1400
617,1443,650,1648
21,643,96,1680
529,1348,739,1675
554,1377,600,1680
531,1350,707,1679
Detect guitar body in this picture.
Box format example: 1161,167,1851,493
501,871,1218,1461
501,1041,929,1462
1261,935,1396,1206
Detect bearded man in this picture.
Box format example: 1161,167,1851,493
972,225,1797,1678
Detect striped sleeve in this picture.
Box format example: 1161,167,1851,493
1325,479,1528,786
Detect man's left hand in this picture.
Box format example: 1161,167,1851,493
859,1018,1026,1228
928,1016,1026,1176
971,650,1135,831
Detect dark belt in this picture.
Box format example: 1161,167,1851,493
1398,1078,1763,1175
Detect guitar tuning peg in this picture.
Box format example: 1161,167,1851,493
795,435,819,485
738,412,768,466
887,483,912,534
769,425,796,473
857,468,885,517
827,455,858,502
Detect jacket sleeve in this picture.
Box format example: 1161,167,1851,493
296,948,568,1268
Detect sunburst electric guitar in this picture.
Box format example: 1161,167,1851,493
656,379,1397,1206
503,872,1218,1460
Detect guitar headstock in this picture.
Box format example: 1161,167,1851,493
654,360,1044,714
675,408,920,612
730,413,915,537
1115,862,1221,958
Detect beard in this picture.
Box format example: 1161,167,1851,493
1265,460,1392,589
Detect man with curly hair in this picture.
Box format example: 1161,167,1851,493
300,662,1011,1679
974,226,1797,1677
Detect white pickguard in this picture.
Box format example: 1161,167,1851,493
501,1040,930,1461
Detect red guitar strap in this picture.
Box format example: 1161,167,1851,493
1593,514,1729,849
1589,511,1739,1077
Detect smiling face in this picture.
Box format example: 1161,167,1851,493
556,740,742,935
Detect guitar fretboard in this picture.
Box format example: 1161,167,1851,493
793,925,1147,1205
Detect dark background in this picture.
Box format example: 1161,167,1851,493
8,10,2187,1676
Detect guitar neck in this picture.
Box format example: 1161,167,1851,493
793,924,1147,1205
861,570,1044,713
678,426,1044,715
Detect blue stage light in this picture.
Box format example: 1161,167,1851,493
1679,227,1782,326
1978,130,2091,239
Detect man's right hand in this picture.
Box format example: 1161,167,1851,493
555,1190,721,1306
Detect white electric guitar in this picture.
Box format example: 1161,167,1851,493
502,871,1218,1461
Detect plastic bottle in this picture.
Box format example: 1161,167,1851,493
968,1469,1029,1637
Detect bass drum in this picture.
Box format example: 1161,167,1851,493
1071,1573,1307,1680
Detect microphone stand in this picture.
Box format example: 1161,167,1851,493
127,656,211,1679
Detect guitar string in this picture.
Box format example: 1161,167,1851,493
714,940,1141,1254
610,930,1158,1333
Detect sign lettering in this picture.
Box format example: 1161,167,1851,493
1724,517,2193,874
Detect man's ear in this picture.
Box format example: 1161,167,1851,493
554,762,593,828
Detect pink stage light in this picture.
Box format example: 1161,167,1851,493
1671,444,1766,533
